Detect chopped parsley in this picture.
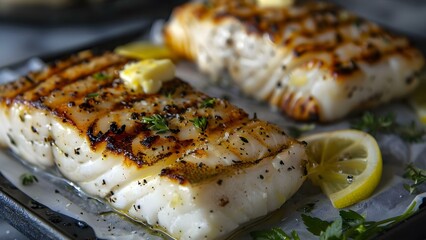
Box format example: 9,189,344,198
251,201,418,240
142,114,170,134
191,117,208,132
20,173,38,186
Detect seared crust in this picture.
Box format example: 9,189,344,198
164,0,425,121
0,51,300,185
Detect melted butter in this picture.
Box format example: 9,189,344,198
119,59,175,94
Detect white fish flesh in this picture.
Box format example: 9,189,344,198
0,51,307,239
164,0,425,121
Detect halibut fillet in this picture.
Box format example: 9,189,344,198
164,0,425,121
0,51,307,239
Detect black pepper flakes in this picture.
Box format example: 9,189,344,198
239,136,249,143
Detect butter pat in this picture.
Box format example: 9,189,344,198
257,0,293,8
120,59,176,94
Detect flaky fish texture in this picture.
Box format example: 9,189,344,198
0,51,307,239
164,0,425,122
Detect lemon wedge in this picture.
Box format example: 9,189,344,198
409,79,426,124
302,130,382,208
115,42,176,60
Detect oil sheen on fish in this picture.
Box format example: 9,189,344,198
164,0,425,122
0,51,307,239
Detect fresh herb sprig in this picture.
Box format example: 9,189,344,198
92,72,110,80
200,98,216,108
20,173,38,186
85,92,99,99
351,112,425,143
251,201,417,240
191,117,208,132
287,124,316,138
296,201,317,214
251,227,300,240
403,164,426,194
142,114,169,134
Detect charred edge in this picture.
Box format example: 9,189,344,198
127,152,147,167
140,135,160,148
160,168,188,185
293,44,336,58
156,152,173,162
332,60,359,76
87,121,107,144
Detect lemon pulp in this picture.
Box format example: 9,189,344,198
302,130,382,208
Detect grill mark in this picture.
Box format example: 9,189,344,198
269,17,357,45
25,55,127,102
43,63,127,108
188,1,417,70
212,2,338,24
161,146,287,185
0,51,95,101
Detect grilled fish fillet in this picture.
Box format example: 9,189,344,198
164,0,425,122
0,51,307,240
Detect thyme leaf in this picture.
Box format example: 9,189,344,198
403,163,426,194
200,98,216,108
191,117,208,132
351,112,425,143
142,114,169,134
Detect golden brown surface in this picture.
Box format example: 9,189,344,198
0,51,299,185
164,0,425,122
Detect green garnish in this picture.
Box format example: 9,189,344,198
92,72,110,80
251,201,418,240
142,114,169,134
297,202,317,213
163,88,176,99
403,164,426,194
191,117,208,132
351,112,425,143
250,227,300,240
20,173,38,186
200,98,216,108
287,124,316,138
85,93,99,99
